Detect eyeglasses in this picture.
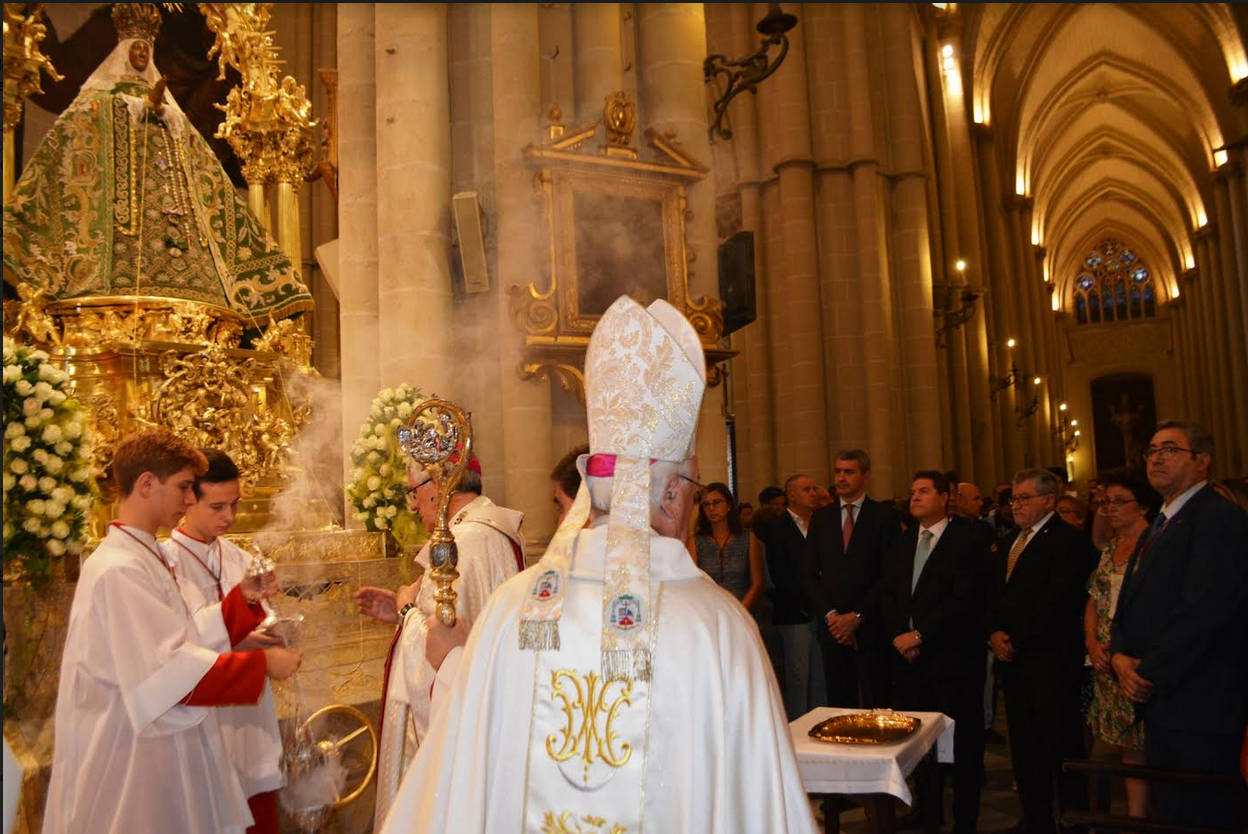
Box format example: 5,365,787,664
1142,444,1195,461
1009,492,1051,505
677,474,707,504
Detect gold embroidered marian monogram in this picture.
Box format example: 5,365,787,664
540,811,628,834
545,669,634,782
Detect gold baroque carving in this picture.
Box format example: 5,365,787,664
146,344,309,489
511,92,733,403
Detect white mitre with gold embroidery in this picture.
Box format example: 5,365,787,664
518,294,705,681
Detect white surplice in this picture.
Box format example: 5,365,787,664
166,529,284,797
42,525,253,834
373,495,524,825
379,523,818,834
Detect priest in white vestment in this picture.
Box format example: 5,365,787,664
354,455,525,824
166,450,285,834
379,295,817,834
42,430,302,834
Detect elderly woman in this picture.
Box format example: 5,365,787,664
691,482,766,612
1083,468,1160,820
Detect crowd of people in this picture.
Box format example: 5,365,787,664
694,427,1248,833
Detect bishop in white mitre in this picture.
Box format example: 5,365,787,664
380,295,817,834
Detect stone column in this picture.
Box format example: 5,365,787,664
337,3,380,500
1214,171,1248,469
637,3,731,484
491,3,554,543
1194,235,1230,457
974,125,1024,475
843,3,902,491
884,4,944,474
1183,236,1214,431
573,3,622,123
374,5,454,393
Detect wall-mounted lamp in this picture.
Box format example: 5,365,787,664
1053,405,1080,452
934,289,980,348
989,339,1019,401
704,4,798,140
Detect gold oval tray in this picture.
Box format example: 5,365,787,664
808,710,921,745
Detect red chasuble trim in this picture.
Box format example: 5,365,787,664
182,650,265,705
221,584,266,646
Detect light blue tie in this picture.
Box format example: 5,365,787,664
912,529,934,593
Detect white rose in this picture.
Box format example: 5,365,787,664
380,389,395,403
10,459,28,474
46,539,66,556
367,476,381,492
4,422,24,439
21,397,39,416
32,449,48,464
47,390,67,406
70,467,91,482
51,487,71,503
32,381,53,401
354,511,368,521
362,496,376,508
2,364,18,384
29,349,47,363
44,500,65,519
26,499,45,515
367,451,381,464
39,408,53,422
64,421,82,440
397,401,413,418
42,425,62,444
44,456,64,474
378,464,392,478
376,517,389,530
11,436,31,452
24,414,43,429
72,495,92,510
19,474,36,491
37,363,60,381
15,380,33,397
38,476,56,493
22,518,41,534
373,423,386,437
55,441,72,456
51,520,70,539
3,473,14,490
384,504,398,518
389,417,400,428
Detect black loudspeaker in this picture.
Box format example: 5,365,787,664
718,230,756,335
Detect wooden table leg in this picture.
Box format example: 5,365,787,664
820,795,841,834
865,794,897,834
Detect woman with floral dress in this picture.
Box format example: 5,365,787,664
1083,468,1160,820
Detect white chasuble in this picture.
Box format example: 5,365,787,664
167,530,284,797
42,526,252,834
373,495,524,825
379,524,817,834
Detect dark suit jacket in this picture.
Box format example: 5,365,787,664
1111,485,1248,735
881,515,989,686
802,497,899,626
755,511,812,626
985,513,1097,691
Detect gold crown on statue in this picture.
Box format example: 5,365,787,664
111,3,162,42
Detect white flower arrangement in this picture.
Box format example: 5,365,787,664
2,337,97,587
345,383,427,557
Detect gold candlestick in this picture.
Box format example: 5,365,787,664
397,398,472,627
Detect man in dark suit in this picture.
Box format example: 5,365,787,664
1111,420,1248,828
755,473,823,720
882,471,989,834
987,467,1096,834
803,449,899,708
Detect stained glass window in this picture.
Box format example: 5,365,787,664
1073,238,1157,324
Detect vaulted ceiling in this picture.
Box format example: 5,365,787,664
963,3,1248,310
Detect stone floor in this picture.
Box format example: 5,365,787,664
822,695,1130,833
